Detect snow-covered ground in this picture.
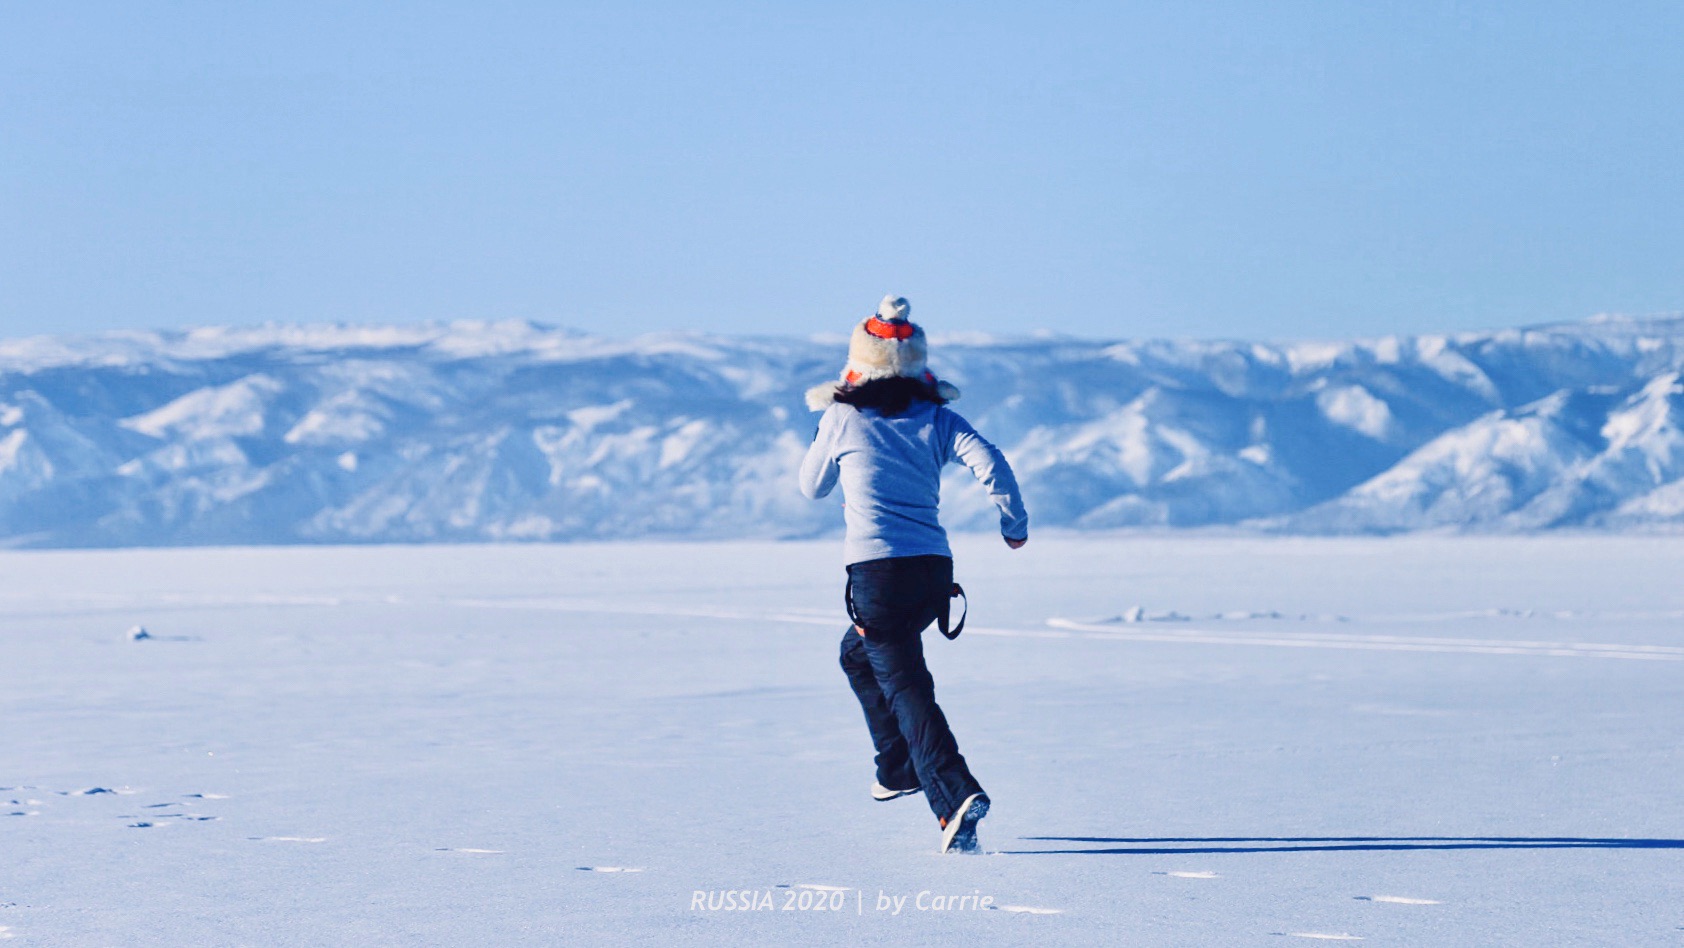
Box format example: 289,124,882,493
4,536,1682,945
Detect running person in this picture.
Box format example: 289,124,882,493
799,294,1029,853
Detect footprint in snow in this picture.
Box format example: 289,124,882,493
118,798,220,823
126,626,198,642
124,813,218,822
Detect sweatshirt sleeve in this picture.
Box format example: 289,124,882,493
798,405,843,499
944,410,1029,539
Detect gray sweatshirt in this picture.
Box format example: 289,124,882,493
799,399,1029,565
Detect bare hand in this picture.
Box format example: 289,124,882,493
1004,535,1027,549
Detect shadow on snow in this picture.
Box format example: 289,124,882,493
1006,836,1684,855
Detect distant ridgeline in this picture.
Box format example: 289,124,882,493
3,316,1684,547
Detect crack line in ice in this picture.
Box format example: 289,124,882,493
1044,619,1684,661
1059,619,1684,653
235,593,1684,662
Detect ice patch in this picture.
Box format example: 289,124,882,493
1156,871,1219,879
1356,895,1440,905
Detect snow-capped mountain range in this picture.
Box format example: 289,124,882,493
4,316,1684,547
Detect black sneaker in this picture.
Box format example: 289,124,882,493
871,780,920,802
939,792,989,854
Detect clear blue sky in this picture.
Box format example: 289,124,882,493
3,1,1681,342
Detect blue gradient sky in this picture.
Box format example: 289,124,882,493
3,1,1681,342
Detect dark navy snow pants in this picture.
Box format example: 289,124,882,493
838,554,984,822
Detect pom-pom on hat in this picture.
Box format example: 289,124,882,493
848,295,925,383
805,294,962,410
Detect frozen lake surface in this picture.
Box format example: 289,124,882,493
4,536,1683,945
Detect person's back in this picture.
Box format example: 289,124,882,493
798,294,1028,855
801,396,1027,565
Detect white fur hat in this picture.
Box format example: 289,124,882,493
805,295,961,410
